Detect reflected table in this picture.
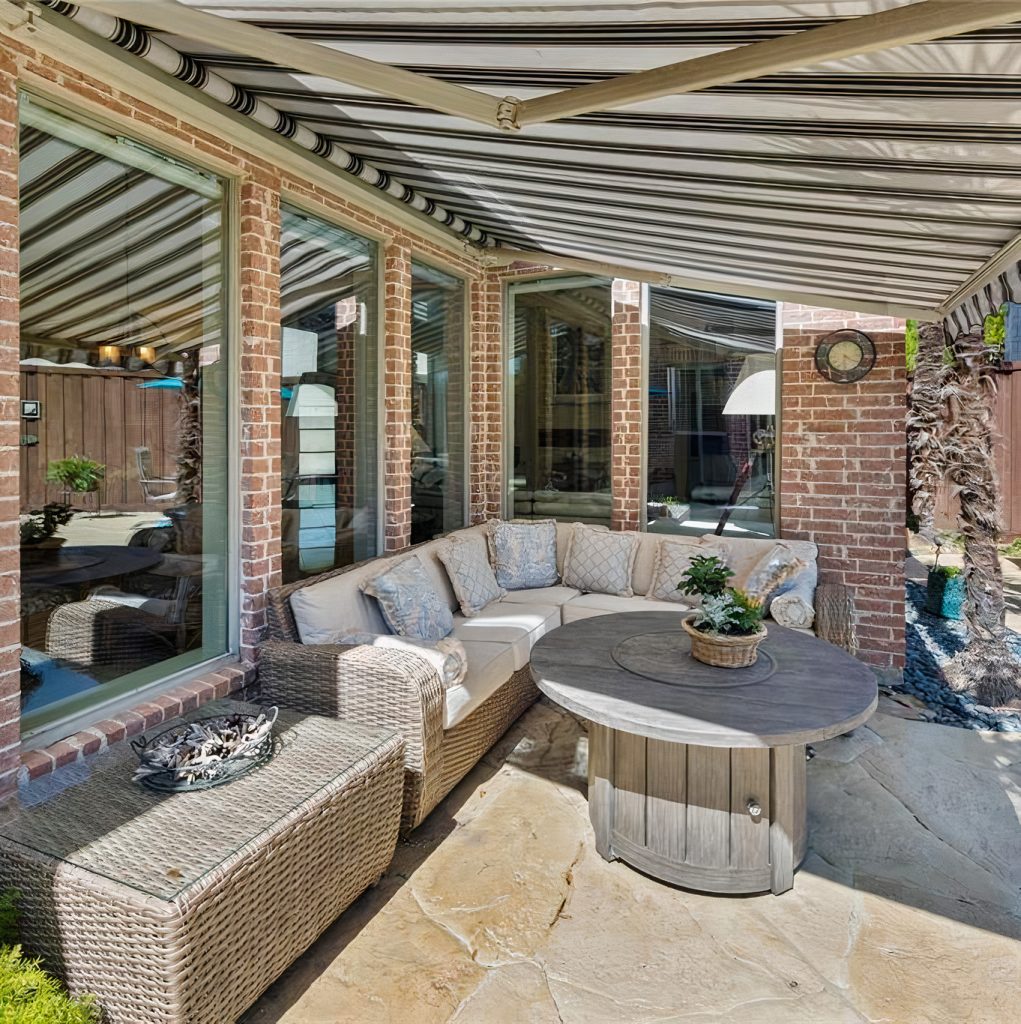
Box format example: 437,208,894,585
20,544,163,587
530,612,877,895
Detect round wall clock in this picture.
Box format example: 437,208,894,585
814,329,876,384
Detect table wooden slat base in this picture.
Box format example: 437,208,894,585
588,725,808,894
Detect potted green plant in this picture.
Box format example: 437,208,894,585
925,561,966,620
19,502,73,547
677,554,767,668
46,455,105,511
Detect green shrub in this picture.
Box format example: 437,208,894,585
984,304,1007,349
19,503,74,545
905,319,918,373
1000,537,1021,558
0,890,17,947
931,565,963,579
0,947,99,1023
0,890,99,1023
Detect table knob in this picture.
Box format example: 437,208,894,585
746,799,762,818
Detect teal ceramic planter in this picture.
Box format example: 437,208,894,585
925,571,966,620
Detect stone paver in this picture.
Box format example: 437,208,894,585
246,701,1021,1024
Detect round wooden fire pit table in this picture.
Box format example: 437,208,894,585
530,611,877,895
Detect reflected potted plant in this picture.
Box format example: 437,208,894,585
20,502,73,548
677,554,767,668
925,561,965,620
47,455,105,511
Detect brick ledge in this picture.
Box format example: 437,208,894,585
18,662,257,785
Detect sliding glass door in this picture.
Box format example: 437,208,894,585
506,277,612,527
411,261,466,543
646,288,778,538
279,206,379,581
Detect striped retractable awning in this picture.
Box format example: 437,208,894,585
39,1,1021,322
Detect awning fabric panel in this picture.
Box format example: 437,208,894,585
41,1,1021,317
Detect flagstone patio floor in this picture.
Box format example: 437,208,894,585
245,700,1021,1024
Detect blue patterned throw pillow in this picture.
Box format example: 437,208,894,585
486,519,559,591
360,555,454,640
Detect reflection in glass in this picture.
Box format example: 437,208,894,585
18,100,229,727
411,261,465,543
279,207,378,582
508,279,612,527
646,287,777,539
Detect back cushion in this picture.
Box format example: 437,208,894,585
290,561,394,643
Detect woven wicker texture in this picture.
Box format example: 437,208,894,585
682,617,767,668
815,582,858,655
0,701,404,1024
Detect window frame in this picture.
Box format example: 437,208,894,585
409,254,471,536
502,274,613,521
17,94,242,747
278,196,387,568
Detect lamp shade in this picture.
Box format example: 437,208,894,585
722,369,775,417
286,382,337,418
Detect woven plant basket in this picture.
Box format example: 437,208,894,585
682,617,767,669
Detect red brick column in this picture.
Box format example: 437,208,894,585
469,270,504,522
238,178,283,664
780,306,906,671
0,44,19,799
611,279,643,532
383,239,412,551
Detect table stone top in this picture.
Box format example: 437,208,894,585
530,612,877,748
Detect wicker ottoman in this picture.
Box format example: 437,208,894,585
0,701,404,1024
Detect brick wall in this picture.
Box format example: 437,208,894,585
780,304,906,672
611,280,643,531
383,239,412,551
0,43,20,799
238,179,283,664
0,31,492,788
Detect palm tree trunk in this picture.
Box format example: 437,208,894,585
941,329,1018,707
907,321,949,542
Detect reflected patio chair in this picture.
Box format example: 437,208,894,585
135,446,177,504
45,575,198,682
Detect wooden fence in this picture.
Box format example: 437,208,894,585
935,369,1021,539
20,366,180,513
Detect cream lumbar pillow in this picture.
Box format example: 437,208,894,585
562,522,639,597
648,539,728,605
438,532,505,617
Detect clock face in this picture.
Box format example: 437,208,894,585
814,330,876,384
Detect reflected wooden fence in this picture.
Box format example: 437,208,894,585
20,366,180,513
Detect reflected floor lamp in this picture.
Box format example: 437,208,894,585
714,367,776,536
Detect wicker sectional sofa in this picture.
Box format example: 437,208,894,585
262,524,847,833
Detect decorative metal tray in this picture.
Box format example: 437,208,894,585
131,707,278,793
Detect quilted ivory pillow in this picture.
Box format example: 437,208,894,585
360,555,454,640
330,632,468,689
562,523,639,597
487,519,559,591
648,539,729,605
438,532,505,617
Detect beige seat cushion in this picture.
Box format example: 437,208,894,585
561,593,691,624
499,585,580,608
444,640,517,730
451,603,560,670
